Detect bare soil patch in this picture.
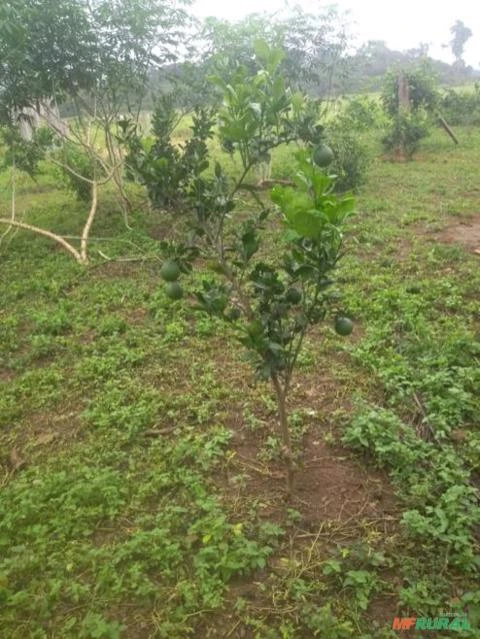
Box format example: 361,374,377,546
0,404,83,473
436,213,480,252
202,357,400,638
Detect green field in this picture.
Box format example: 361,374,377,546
0,126,479,638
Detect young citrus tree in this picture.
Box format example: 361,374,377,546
381,65,439,160
154,44,354,493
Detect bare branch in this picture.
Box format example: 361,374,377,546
80,179,98,262
0,218,83,262
50,157,121,186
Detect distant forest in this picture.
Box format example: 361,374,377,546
144,40,478,111
60,9,478,116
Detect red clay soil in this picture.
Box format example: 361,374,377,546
436,214,480,252
199,363,401,638
226,422,397,529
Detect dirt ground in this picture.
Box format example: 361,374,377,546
437,213,480,253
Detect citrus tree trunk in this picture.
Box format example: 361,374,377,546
271,372,294,494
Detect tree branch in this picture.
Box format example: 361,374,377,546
0,218,82,262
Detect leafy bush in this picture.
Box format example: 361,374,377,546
60,142,98,201
439,84,480,126
342,96,385,131
124,95,215,210
382,111,430,159
326,116,371,191
382,65,439,118
380,65,438,159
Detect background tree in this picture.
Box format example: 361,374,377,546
381,64,439,160
450,20,473,67
0,0,190,263
193,6,350,102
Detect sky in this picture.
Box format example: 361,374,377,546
192,0,480,68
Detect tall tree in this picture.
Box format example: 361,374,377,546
199,6,350,98
450,20,473,66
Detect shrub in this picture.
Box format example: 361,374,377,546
326,113,372,191
342,96,385,131
60,142,97,201
382,111,430,159
439,84,480,126
382,66,439,118
380,65,438,160
124,95,215,210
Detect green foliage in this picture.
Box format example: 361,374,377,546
124,97,215,209
0,126,53,177
382,111,430,159
0,0,190,122
200,6,350,96
191,151,353,383
78,613,124,639
213,39,322,173
0,0,93,121
0,425,281,637
382,65,439,118
380,65,438,159
59,142,98,201
343,407,479,570
326,113,371,191
341,96,385,131
440,84,480,126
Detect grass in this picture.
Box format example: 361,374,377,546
0,124,479,638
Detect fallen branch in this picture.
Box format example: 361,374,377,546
0,218,83,262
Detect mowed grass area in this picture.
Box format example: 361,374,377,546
0,126,479,638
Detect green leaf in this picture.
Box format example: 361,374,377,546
253,38,271,62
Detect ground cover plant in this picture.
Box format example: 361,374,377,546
1,6,480,638
1,117,479,637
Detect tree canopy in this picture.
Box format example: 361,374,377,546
0,0,191,123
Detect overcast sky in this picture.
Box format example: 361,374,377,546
193,0,479,68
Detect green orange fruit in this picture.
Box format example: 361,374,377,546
160,260,181,282
313,143,335,168
334,316,353,336
164,282,183,300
